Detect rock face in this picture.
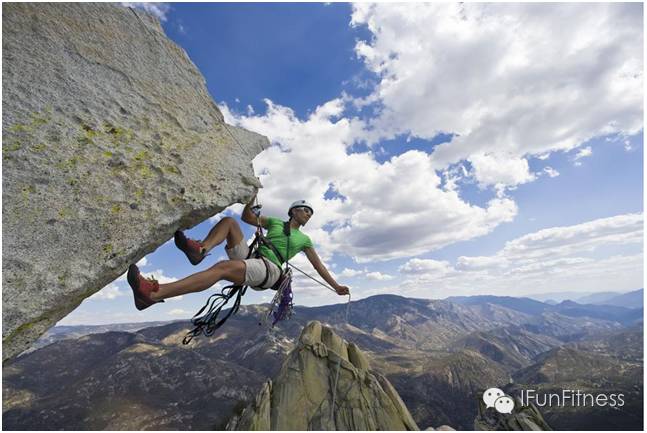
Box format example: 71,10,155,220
474,392,552,431
228,321,420,431
2,3,268,363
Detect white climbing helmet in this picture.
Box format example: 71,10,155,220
288,199,314,217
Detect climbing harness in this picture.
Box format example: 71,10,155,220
182,200,301,343
182,222,288,344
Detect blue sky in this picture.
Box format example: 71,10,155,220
61,3,643,325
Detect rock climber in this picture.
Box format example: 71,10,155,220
127,193,350,310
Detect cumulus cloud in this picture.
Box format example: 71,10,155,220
399,258,453,275
573,146,593,161
121,2,171,21
398,213,643,297
351,3,643,185
219,3,643,264
209,203,244,224
499,213,643,261
168,309,190,317
543,167,560,178
365,271,395,281
89,284,126,301
468,152,536,189
340,268,364,277
222,99,518,263
572,146,592,165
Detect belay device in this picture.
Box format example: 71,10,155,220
182,203,295,345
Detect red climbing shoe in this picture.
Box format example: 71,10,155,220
127,264,164,311
174,230,205,265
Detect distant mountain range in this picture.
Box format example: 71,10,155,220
3,294,643,430
525,288,643,309
446,294,643,325
27,320,184,352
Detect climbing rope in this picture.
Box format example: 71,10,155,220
329,292,351,427
182,283,247,344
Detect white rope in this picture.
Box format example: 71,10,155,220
329,293,351,427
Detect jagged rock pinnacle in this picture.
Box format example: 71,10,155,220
474,391,552,430
228,320,420,430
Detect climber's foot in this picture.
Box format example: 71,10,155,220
174,230,205,265
127,264,164,311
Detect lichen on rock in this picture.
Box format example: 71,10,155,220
2,3,269,363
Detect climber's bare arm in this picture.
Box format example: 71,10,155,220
241,192,269,228
304,247,350,296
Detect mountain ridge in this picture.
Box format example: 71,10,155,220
7,293,641,430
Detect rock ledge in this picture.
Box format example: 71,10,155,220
2,3,267,362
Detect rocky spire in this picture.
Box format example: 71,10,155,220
228,321,420,430
474,391,552,430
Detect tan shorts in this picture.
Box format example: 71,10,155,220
225,240,282,290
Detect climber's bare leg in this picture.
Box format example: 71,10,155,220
200,216,244,253
150,260,246,301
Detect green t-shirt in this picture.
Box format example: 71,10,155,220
258,217,313,268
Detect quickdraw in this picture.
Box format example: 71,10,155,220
258,268,294,329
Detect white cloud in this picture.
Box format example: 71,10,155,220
222,99,518,263
543,167,560,178
208,203,244,224
455,255,507,271
499,213,643,261
351,3,642,185
573,146,593,161
399,258,453,275
88,284,126,301
339,268,364,277
57,310,154,326
468,152,536,189
215,4,642,267
168,309,190,317
398,213,643,298
365,271,395,281
121,2,171,22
